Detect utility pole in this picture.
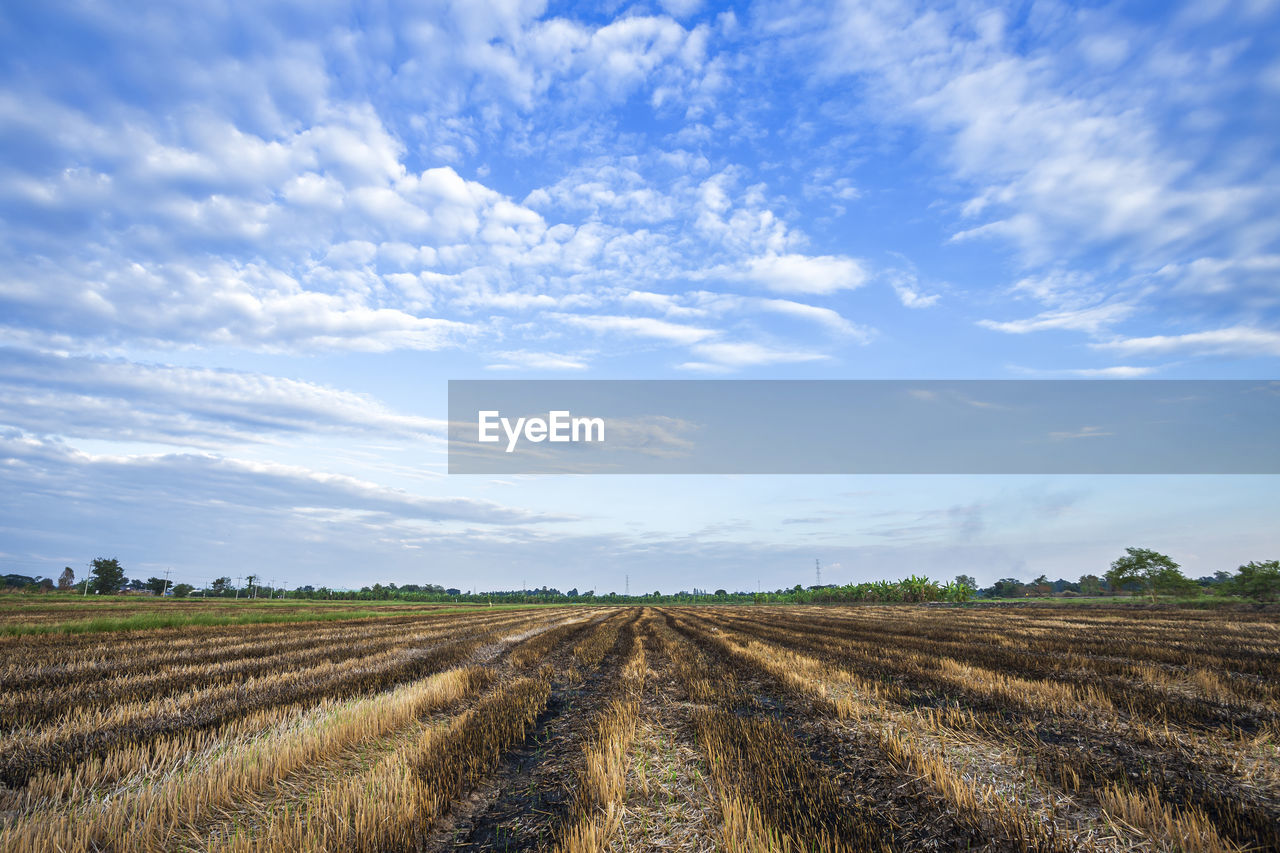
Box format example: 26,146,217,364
235,576,242,599
162,567,172,598
815,559,821,588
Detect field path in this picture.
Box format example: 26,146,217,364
423,609,639,851
604,609,719,853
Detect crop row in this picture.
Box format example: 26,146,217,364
213,611,633,851
1,609,615,851
0,610,582,789
1,605,1274,853
0,617,526,729
0,609,540,683
682,609,1272,851
705,609,1280,733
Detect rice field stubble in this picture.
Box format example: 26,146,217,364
0,603,1275,852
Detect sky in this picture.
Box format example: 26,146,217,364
1,0,1277,593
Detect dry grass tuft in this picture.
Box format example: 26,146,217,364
1099,785,1243,853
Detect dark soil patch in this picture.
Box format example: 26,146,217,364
422,613,637,852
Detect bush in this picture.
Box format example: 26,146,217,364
1226,560,1280,602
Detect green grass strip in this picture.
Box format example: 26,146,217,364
0,604,543,636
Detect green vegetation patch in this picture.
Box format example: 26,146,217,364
0,603,540,636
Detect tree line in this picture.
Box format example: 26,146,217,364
3,549,1278,604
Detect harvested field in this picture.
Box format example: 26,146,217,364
0,604,1277,852
0,595,516,635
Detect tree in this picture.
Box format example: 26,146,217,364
211,577,232,595
1105,548,1191,603
89,557,125,594
870,579,902,602
714,588,728,597
172,583,195,598
954,575,977,591
57,567,75,591
1226,560,1280,602
942,580,973,602
144,577,169,595
1078,574,1102,596
988,578,1024,598
900,574,940,603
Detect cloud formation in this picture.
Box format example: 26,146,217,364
1,1,1277,590
0,348,443,446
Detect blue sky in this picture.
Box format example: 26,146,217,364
1,0,1277,592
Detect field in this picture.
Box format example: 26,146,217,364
0,596,519,635
0,604,1277,852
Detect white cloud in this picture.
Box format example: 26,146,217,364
578,16,698,98
1092,326,1280,358
0,89,582,353
1006,271,1103,307
0,432,566,527
659,0,703,19
485,350,591,370
1158,255,1280,306
621,290,712,319
754,298,869,338
1049,426,1114,441
553,313,716,345
789,0,1280,352
0,258,477,352
978,303,1135,335
523,161,680,224
681,341,830,369
1066,365,1159,378
0,348,443,447
736,253,868,294
903,36,1259,269
885,270,940,309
